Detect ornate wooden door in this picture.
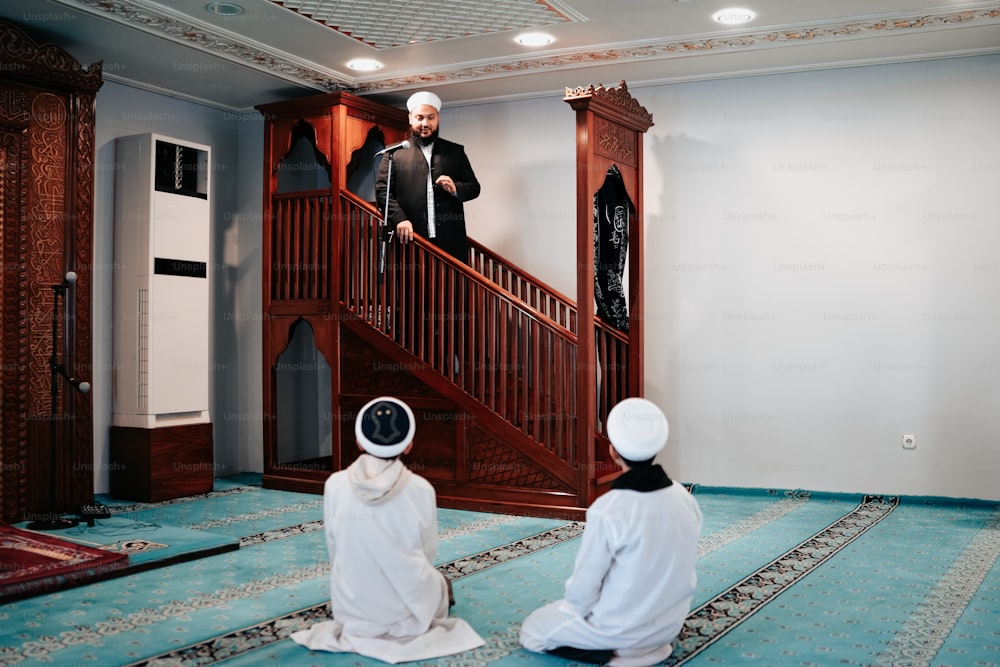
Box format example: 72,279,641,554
0,21,102,522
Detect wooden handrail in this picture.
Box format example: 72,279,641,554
468,239,630,343
468,239,578,333
338,191,584,467
340,192,579,334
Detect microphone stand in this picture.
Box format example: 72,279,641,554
27,272,89,531
378,151,396,285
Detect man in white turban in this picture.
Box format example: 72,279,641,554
519,398,703,666
374,91,481,368
291,397,485,663
375,90,481,262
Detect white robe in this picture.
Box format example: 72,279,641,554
520,481,702,667
291,454,484,663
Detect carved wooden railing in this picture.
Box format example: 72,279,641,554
339,191,584,463
468,240,577,332
270,192,333,302
468,239,630,430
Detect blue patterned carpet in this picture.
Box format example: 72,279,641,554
1,475,997,667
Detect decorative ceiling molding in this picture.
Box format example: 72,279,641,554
351,7,1000,92
269,0,579,49
65,0,349,91
60,0,1000,96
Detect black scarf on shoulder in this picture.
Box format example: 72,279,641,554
611,463,673,492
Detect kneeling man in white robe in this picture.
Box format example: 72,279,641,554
520,398,703,667
292,396,485,663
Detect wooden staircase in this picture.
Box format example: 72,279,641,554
256,87,651,519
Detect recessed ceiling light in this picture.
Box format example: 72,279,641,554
347,58,383,72
205,2,244,16
515,32,555,47
712,7,756,25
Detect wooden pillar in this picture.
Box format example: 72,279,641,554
564,82,654,504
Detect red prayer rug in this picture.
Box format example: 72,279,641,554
0,522,129,602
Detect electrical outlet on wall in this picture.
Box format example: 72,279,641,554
902,434,916,449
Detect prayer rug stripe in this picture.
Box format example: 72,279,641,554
873,510,1000,666
239,519,323,546
100,485,257,515
237,509,534,547
666,494,901,665
187,499,323,531
697,493,809,557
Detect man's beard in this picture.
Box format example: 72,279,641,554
411,128,438,146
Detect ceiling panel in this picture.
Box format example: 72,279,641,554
0,0,996,111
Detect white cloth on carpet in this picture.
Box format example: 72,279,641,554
291,454,484,662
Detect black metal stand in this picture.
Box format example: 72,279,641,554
26,272,88,531
378,152,397,284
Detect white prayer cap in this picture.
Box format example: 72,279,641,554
355,396,416,458
407,91,442,112
606,398,669,461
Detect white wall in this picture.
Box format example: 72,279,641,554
447,55,1000,501
89,55,999,502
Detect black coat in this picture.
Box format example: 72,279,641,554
375,137,480,262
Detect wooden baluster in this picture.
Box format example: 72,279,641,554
475,283,486,405
529,319,540,439
456,275,465,388
293,197,303,300
313,197,320,299
277,200,286,300
344,201,354,309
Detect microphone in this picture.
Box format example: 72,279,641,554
52,271,77,290
374,140,411,156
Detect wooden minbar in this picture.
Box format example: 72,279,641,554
250,84,652,517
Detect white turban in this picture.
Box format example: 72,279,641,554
407,91,442,112
606,398,669,461
355,397,415,459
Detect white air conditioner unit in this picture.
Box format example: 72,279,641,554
112,133,211,428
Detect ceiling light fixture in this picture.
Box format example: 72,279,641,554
712,7,756,25
347,58,383,72
515,32,555,47
205,2,244,16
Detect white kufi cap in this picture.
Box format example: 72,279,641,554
355,396,416,458
606,397,669,461
407,91,442,112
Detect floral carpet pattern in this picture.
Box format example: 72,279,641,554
0,475,997,667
